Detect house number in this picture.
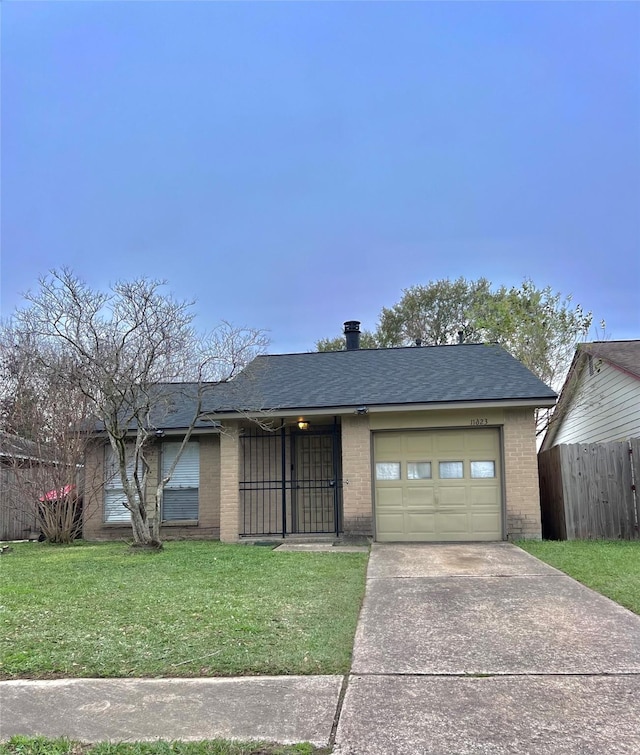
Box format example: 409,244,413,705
470,418,488,426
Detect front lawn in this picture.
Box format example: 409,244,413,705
0,541,367,679
518,539,640,615
0,737,325,755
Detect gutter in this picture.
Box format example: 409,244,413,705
203,397,557,421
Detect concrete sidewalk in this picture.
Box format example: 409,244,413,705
0,676,343,746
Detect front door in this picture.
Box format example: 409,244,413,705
293,432,339,534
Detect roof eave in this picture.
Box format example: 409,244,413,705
205,397,557,421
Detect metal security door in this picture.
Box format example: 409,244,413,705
292,432,338,534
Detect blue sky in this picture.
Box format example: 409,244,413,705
2,1,639,353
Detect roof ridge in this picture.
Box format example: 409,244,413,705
260,342,501,358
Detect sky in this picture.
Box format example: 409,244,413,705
2,0,639,354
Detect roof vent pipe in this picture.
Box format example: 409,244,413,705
457,330,464,344
344,321,361,351
415,338,422,347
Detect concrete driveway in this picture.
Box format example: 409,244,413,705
335,542,640,754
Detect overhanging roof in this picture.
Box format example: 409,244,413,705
95,343,556,431
205,343,556,416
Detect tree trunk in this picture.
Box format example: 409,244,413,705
128,498,159,547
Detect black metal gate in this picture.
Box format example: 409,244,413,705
239,421,342,537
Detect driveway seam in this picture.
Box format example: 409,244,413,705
328,674,350,749
348,671,640,678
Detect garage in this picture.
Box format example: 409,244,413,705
374,428,503,542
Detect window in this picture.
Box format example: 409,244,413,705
407,462,432,480
439,461,464,479
104,445,134,523
162,442,199,521
376,462,401,481
471,461,496,479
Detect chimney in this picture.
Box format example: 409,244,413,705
457,330,464,344
344,321,361,351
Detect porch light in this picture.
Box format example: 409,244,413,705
297,419,310,431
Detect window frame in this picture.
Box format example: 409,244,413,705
161,440,200,523
103,444,134,524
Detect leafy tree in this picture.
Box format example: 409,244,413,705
316,277,596,434
5,269,267,547
474,280,593,392
377,277,494,347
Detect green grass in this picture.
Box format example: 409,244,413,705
518,539,640,615
0,541,367,679
0,736,326,755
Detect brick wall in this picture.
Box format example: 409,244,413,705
83,435,221,541
219,424,240,542
341,414,373,536
503,407,542,540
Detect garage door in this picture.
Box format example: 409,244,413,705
374,428,502,542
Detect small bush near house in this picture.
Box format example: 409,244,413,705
518,539,640,615
0,541,367,679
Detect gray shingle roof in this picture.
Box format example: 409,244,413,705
206,343,556,414
0,431,59,463
109,344,555,430
582,340,640,380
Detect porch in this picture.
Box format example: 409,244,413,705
238,419,343,538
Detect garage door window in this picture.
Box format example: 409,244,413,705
407,462,432,480
471,461,496,478
376,462,401,480
439,461,464,479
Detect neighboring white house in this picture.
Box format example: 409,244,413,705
541,340,640,450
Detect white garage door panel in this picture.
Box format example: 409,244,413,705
439,486,467,506
406,513,436,535
376,488,404,508
472,513,501,534
405,487,436,507
376,514,405,537
436,513,469,533
470,486,498,505
374,428,502,542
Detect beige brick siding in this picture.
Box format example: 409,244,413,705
503,407,542,540
219,424,240,542
341,414,373,536
83,407,543,543
83,435,221,541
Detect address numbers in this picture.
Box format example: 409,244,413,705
470,418,488,426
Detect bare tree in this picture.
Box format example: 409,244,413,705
7,269,267,548
0,326,91,543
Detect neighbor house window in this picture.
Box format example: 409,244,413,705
376,462,401,481
161,441,199,521
103,445,134,523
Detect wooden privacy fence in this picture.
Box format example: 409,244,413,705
538,439,640,540
0,467,40,541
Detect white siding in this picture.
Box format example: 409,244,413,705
552,360,640,446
